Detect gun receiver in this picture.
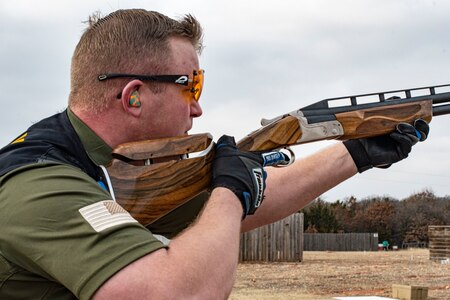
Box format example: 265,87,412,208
106,84,450,227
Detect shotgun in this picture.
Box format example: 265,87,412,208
105,84,450,227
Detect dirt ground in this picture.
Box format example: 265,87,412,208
229,249,450,300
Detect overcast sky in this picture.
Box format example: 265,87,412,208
1,0,450,202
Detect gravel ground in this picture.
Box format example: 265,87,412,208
230,249,450,300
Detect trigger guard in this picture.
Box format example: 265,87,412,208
275,147,295,167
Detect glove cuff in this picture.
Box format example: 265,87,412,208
343,140,373,173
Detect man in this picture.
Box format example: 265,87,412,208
383,240,390,251
0,9,428,299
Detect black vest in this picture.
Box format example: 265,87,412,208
0,110,102,182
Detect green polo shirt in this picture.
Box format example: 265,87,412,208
0,110,179,299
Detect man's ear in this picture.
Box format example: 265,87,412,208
120,79,144,117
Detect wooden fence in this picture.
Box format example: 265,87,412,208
303,232,379,251
428,225,450,261
239,213,304,262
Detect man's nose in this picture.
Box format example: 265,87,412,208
190,99,203,118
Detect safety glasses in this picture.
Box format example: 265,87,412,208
97,69,204,101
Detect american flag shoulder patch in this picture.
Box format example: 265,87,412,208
79,200,138,232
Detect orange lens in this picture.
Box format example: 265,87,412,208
191,69,204,101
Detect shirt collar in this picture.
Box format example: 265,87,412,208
67,108,113,166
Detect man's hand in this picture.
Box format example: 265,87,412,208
211,135,267,218
343,119,429,173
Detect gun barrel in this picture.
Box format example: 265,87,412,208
433,103,450,117
431,92,450,104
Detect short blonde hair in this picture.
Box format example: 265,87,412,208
69,9,203,113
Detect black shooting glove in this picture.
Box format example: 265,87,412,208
343,119,429,173
211,135,267,219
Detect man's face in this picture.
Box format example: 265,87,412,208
139,37,203,140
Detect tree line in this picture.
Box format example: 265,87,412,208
300,190,450,247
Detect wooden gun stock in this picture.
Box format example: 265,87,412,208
335,101,432,140
106,84,450,226
106,134,214,226
237,100,433,151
